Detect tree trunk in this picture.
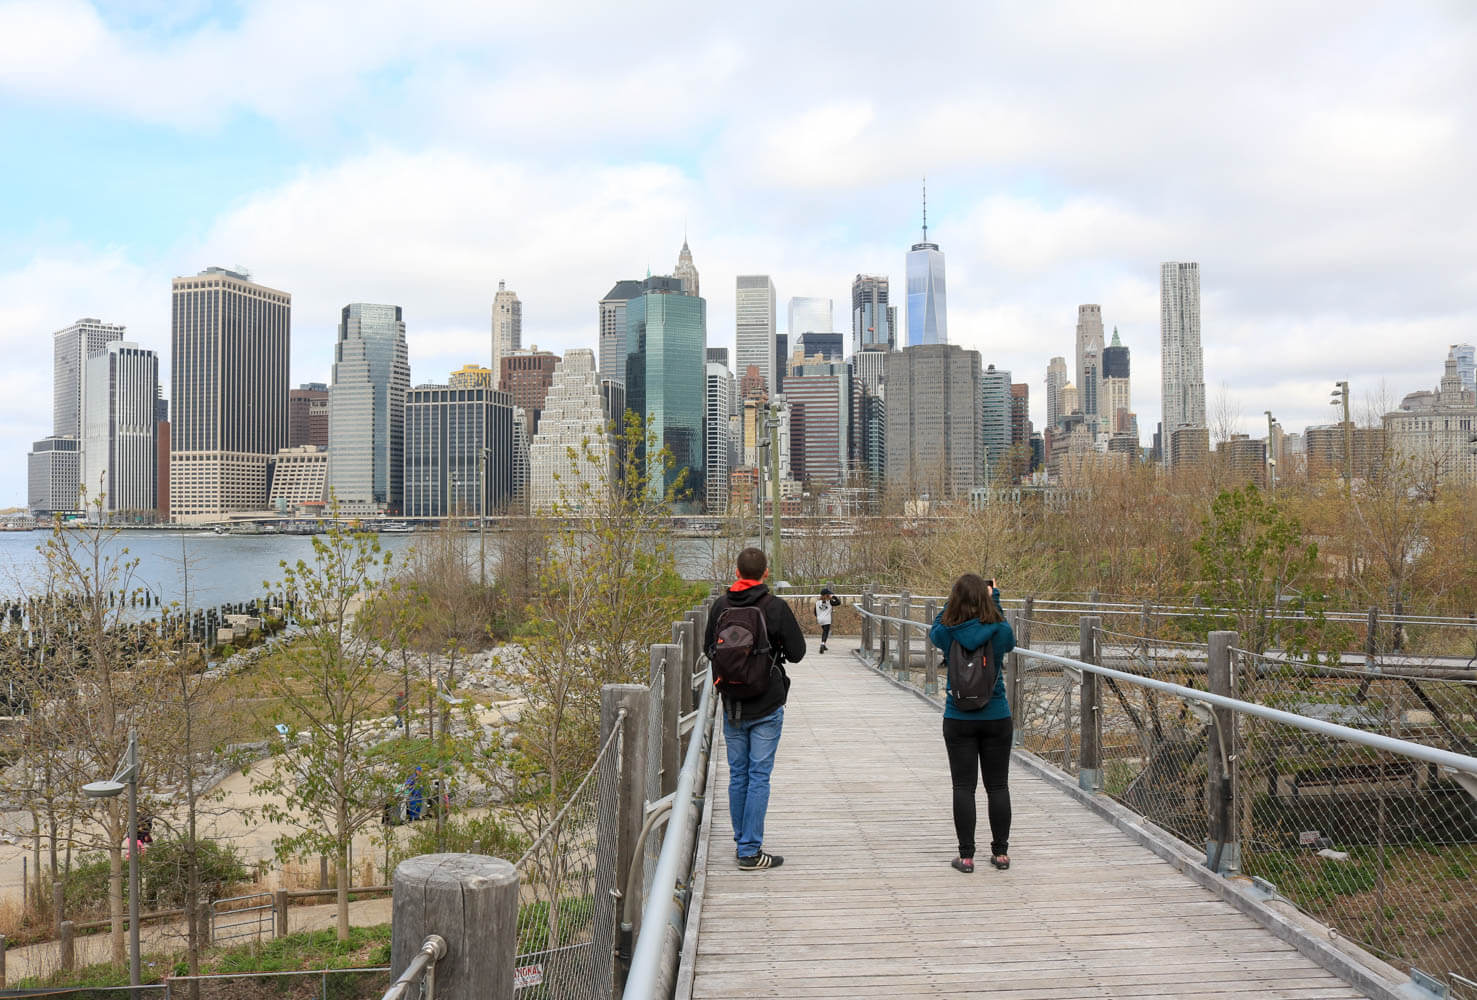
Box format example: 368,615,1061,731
336,846,350,941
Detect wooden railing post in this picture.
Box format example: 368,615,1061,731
1005,610,1020,725
598,683,647,999
1,932,7,987
878,597,891,670
653,644,682,797
861,588,873,656
1207,631,1240,874
1014,598,1034,746
1365,606,1379,666
274,889,289,938
390,854,518,1000
892,593,903,679
923,599,938,694
1079,617,1103,792
59,920,74,972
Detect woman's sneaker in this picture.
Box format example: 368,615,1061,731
737,851,784,870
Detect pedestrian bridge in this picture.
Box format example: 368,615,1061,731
378,597,1477,1000
681,647,1372,999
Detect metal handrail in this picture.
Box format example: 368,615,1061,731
380,935,447,1000
621,663,716,999
853,605,1477,777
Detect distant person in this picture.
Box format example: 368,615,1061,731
705,547,806,870
929,573,1015,874
814,587,840,653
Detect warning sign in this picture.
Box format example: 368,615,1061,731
513,964,545,989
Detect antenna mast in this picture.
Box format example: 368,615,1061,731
922,178,928,241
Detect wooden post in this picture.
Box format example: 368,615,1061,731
684,612,703,705
59,920,74,972
1207,631,1240,874
1079,617,1103,792
53,879,63,937
1014,598,1034,747
1365,606,1379,665
654,644,681,797
923,599,938,695
390,854,518,1000
672,620,692,717
200,897,213,946
598,683,648,998
897,591,911,678
319,854,329,890
861,588,873,656
878,597,891,670
274,889,289,938
1,932,7,987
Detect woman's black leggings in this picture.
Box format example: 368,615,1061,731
942,716,1013,859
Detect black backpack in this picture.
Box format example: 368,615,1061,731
710,598,776,699
945,639,997,712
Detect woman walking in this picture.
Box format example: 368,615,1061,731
929,573,1015,874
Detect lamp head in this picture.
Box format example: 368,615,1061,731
82,780,125,799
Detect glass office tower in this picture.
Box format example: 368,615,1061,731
626,276,706,505
330,303,410,513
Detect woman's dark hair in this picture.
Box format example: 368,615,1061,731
941,573,1004,626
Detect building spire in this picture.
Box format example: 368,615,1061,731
921,177,928,241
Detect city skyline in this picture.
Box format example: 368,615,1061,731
2,3,1474,503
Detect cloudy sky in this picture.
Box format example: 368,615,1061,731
3,0,1474,505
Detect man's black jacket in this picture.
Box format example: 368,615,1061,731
704,583,807,722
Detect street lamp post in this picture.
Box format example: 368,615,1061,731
755,437,767,559
82,727,139,989
1264,410,1276,492
478,447,491,588
1331,381,1351,492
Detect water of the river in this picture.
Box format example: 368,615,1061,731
0,529,747,609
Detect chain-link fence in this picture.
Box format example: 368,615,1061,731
508,716,623,1000
1233,645,1477,995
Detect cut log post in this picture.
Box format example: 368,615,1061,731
390,854,518,1000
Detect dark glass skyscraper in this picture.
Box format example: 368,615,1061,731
851,274,894,354
626,276,706,504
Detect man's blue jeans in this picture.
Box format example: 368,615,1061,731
723,706,784,858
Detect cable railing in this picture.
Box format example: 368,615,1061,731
852,598,1477,998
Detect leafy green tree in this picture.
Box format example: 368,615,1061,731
250,516,398,941
1193,484,1328,656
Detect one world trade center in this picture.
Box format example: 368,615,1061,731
906,181,947,346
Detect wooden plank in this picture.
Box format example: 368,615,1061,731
689,647,1374,999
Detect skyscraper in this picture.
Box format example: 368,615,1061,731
735,276,777,399
170,267,291,520
27,437,80,517
498,348,560,426
906,185,947,346
1045,357,1068,429
704,362,736,513
449,365,494,389
886,345,982,498
491,280,522,377
330,303,410,513
83,342,159,518
626,275,706,503
1452,343,1476,392
784,361,852,489
403,384,515,517
796,332,844,363
288,383,329,448
1160,262,1206,459
674,239,700,297
852,274,894,354
54,318,126,438
529,349,616,512
980,364,1012,478
1102,328,1132,433
788,297,833,340
1075,305,1105,425
598,279,643,386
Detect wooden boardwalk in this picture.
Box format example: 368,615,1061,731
685,648,1370,999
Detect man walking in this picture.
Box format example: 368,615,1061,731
704,547,806,870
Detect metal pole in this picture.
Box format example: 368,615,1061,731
1264,410,1275,491
127,728,139,990
769,404,782,582
478,450,487,588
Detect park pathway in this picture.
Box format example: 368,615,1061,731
686,647,1371,999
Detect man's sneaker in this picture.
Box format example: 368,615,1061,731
819,643,827,653
737,851,784,871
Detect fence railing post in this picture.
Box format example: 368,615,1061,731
1005,610,1020,729
861,588,873,656
274,889,288,938
1207,630,1240,874
1079,616,1103,792
598,684,646,1000
1365,606,1379,666
878,597,891,669
58,920,73,972
897,590,912,679
52,879,63,937
1,931,7,987
923,599,938,695
390,854,517,1000
1014,597,1034,747
654,644,682,797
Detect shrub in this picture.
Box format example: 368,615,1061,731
63,838,250,916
